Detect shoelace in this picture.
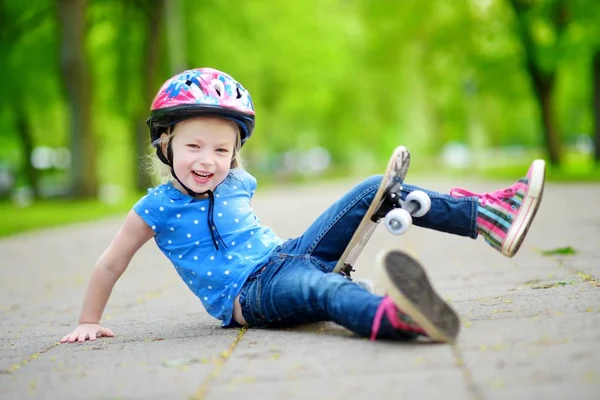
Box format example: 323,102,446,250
449,187,516,206
370,296,424,341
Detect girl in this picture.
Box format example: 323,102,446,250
60,68,545,344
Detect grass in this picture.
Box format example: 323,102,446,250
0,195,141,238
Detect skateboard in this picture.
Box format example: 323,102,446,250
333,146,431,279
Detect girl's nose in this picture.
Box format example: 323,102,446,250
197,152,214,166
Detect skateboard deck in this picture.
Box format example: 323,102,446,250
333,146,411,275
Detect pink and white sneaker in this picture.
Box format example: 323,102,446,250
450,160,546,258
371,250,460,343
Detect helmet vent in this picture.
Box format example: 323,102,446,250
236,87,242,99
210,79,224,97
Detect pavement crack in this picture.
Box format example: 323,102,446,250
191,327,247,400
1,343,59,375
554,259,599,288
2,282,177,375
451,344,485,400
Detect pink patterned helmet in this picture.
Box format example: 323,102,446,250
147,68,255,148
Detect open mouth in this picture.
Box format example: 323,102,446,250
192,170,214,183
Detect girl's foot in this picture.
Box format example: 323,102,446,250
371,250,460,343
450,159,546,257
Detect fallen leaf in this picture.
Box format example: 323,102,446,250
541,246,576,256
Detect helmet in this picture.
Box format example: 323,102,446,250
147,68,255,150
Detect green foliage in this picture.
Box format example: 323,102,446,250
541,246,577,256
1,0,599,202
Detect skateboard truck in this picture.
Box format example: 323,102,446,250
338,181,404,279
332,146,430,283
371,177,404,223
341,263,355,277
340,178,431,278
371,177,431,235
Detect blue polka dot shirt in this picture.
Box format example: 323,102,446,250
133,169,283,326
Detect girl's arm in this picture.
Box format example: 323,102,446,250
60,210,154,343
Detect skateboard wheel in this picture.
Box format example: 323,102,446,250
384,208,412,235
405,190,431,218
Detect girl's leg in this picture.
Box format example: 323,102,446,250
238,252,459,341
284,159,545,265
238,253,404,339
282,176,476,272
281,175,384,269
401,184,478,238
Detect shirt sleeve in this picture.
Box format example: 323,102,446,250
231,169,257,199
132,190,164,233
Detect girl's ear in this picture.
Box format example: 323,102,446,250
160,133,169,158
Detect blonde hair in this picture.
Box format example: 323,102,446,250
148,120,244,183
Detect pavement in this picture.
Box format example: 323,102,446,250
1,176,599,400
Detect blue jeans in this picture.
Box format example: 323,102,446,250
238,175,477,339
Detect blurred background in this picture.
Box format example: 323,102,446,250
1,0,599,236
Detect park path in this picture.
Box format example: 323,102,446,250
1,176,599,399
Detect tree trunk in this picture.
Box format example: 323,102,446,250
134,0,164,190
56,0,97,198
533,74,562,165
507,0,563,166
593,51,600,164
164,0,187,74
15,105,40,198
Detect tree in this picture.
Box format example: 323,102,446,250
0,4,40,197
506,0,569,166
164,0,186,75
136,0,164,189
0,0,63,198
112,0,166,190
56,0,97,197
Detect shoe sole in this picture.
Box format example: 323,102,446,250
502,159,546,257
378,249,460,342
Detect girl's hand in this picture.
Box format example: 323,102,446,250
60,324,115,343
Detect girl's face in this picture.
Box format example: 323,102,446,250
164,117,238,195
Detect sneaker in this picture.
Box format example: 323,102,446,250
371,249,460,342
450,159,546,257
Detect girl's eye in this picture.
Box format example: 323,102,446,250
187,144,200,149
216,148,229,153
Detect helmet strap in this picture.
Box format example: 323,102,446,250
165,141,201,198
164,139,227,251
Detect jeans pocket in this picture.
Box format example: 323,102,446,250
239,281,258,327
240,272,268,328
309,255,334,273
